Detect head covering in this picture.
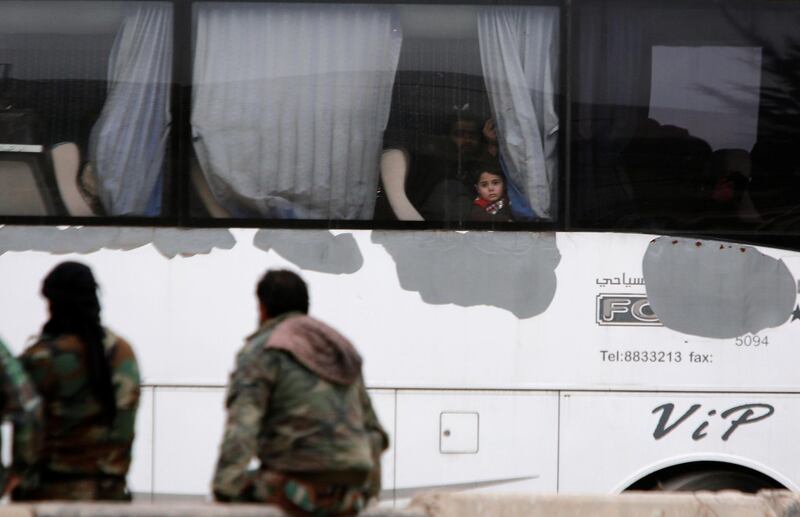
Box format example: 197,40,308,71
267,315,362,385
42,262,115,425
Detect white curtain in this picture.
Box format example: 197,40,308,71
192,3,402,219
89,3,173,216
478,7,559,219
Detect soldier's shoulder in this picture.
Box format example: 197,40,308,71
233,336,284,381
239,324,280,359
237,336,263,364
20,337,54,362
25,333,87,357
107,330,137,360
0,340,31,389
0,338,20,363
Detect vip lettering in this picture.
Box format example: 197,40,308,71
651,403,774,441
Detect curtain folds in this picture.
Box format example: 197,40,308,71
192,3,402,219
89,2,173,216
477,7,559,219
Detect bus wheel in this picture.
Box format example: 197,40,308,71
626,462,785,493
657,470,779,493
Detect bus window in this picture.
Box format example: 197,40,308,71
0,1,172,218
190,3,560,224
573,0,800,235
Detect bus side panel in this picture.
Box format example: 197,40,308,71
3,229,800,393
129,386,155,498
394,390,558,503
129,387,395,501
152,387,226,497
559,391,800,493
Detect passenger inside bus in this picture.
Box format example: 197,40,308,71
573,0,800,238
374,17,497,224
610,117,769,232
703,149,762,230
469,161,513,222
395,113,486,223
188,3,557,223
616,119,712,229
750,140,800,231
381,110,538,224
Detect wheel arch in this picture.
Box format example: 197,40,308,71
612,453,797,493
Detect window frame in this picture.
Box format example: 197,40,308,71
4,0,800,253
0,0,566,232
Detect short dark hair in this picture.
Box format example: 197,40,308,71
471,160,504,185
446,112,480,134
256,269,309,316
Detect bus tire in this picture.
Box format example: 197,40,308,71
656,469,779,493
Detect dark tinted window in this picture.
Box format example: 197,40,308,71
0,1,172,218
189,3,560,224
572,0,800,236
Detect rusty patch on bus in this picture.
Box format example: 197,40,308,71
253,230,363,274
371,231,560,319
643,236,795,338
0,226,236,258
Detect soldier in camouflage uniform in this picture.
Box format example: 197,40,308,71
13,261,140,501
213,269,389,515
0,336,42,495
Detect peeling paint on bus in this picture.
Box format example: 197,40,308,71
0,226,236,258
372,231,560,318
253,229,363,274
643,236,795,338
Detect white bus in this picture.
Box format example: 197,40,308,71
1,0,799,505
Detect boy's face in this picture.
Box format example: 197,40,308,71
476,171,504,203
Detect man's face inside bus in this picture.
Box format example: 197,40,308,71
711,149,750,208
450,119,481,158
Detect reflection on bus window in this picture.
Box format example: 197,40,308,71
0,1,172,218
190,3,559,223
573,0,800,234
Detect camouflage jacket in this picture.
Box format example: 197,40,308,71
213,312,389,502
0,337,42,492
17,329,140,481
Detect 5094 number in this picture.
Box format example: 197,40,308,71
735,334,768,347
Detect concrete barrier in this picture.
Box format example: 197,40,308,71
407,490,800,517
0,508,30,517
0,504,281,517
0,491,798,516
0,502,424,517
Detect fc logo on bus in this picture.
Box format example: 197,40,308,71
596,294,661,326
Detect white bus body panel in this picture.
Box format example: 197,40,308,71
0,228,798,499
0,229,796,391
559,391,800,492
394,391,559,498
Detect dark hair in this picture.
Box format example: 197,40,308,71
256,269,309,317
471,160,505,185
41,261,115,425
446,112,480,134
